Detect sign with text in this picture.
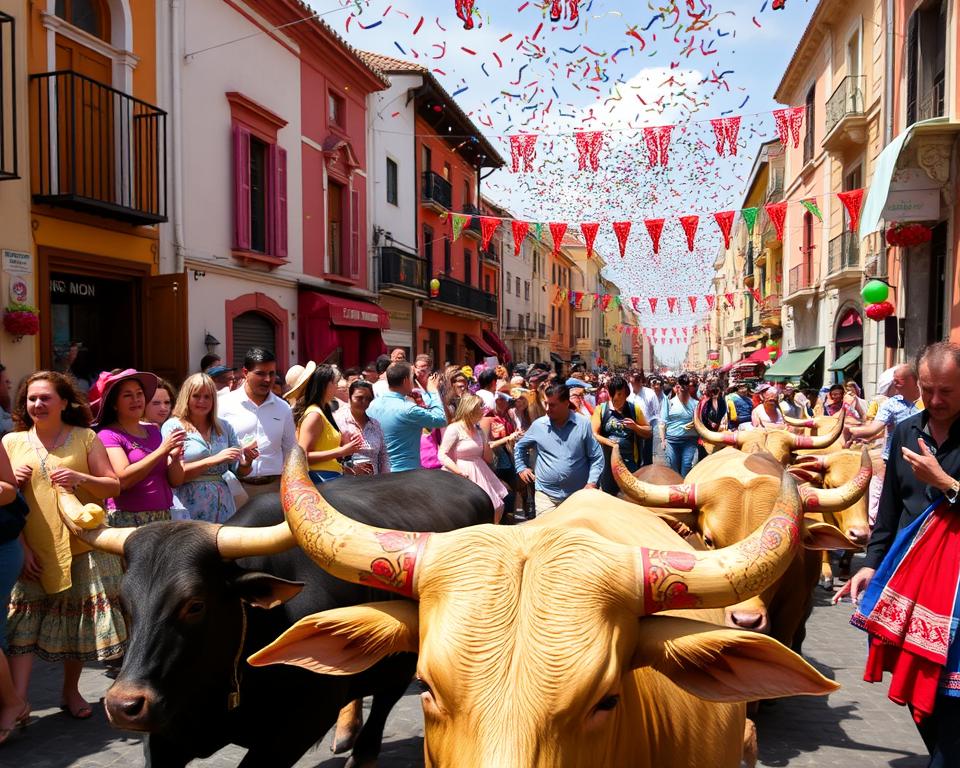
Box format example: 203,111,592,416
883,167,941,222
2,250,31,275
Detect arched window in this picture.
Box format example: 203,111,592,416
231,311,277,369
56,0,109,41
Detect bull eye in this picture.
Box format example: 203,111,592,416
702,534,714,548
594,694,620,713
180,599,206,621
415,676,433,696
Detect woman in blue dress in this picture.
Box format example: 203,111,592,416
162,373,254,523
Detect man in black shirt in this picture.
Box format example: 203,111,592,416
838,342,960,763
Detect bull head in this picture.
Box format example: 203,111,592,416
276,447,806,613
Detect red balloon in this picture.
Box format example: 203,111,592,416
866,301,895,321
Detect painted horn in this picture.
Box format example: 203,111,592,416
786,411,845,450
798,447,872,513
611,445,698,508
216,521,296,559
280,447,431,599
782,414,817,429
635,472,803,615
693,402,743,447
76,526,134,555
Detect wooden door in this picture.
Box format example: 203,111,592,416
142,273,188,384
55,35,113,201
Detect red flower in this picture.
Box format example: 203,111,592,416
886,223,933,248
3,309,39,337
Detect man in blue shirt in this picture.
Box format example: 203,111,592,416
514,383,605,516
725,382,754,429
367,362,447,472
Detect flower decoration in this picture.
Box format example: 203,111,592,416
885,223,933,248
3,302,39,340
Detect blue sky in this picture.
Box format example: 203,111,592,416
317,0,819,365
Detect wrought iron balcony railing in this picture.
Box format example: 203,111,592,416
379,246,428,295
435,276,496,316
421,171,452,211
827,232,860,276
825,76,866,136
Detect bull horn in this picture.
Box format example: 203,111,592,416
782,414,817,429
693,402,743,448
280,447,431,599
798,447,872,514
611,445,698,507
76,526,134,555
635,472,803,614
786,411,845,450
216,522,296,559
791,454,829,472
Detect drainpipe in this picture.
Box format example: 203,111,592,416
881,0,894,375
170,0,185,275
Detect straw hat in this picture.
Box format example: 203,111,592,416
88,369,159,425
283,361,317,403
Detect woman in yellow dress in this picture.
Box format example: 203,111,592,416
3,372,123,721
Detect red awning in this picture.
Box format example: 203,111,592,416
741,347,771,364
717,362,734,373
466,333,497,357
300,293,389,329
298,291,389,368
482,329,512,363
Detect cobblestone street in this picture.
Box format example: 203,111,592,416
0,558,928,767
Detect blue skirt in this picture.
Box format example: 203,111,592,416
0,538,23,652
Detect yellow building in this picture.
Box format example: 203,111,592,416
24,0,176,387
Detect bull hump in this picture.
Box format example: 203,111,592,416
743,452,783,477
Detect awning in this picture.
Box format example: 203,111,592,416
741,347,772,364
829,345,862,371
482,329,512,363
466,333,497,357
717,361,734,373
859,117,960,239
764,347,825,382
299,291,390,329
298,291,389,369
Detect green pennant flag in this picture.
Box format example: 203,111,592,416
452,214,469,242
533,222,544,241
741,207,759,235
800,198,823,222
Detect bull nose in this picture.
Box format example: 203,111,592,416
729,610,767,631
105,684,156,730
847,529,870,546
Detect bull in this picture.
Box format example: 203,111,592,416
247,449,839,768
612,445,869,652
79,470,493,768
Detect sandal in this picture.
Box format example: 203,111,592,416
0,704,31,747
60,700,93,720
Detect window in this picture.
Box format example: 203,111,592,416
444,239,452,275
906,4,947,124
515,276,520,295
423,225,434,269
464,250,472,285
576,317,590,339
443,162,451,181
524,281,530,301
326,182,359,279
463,179,471,207
56,0,107,41
526,312,531,328
232,113,288,261
386,158,398,205
506,309,511,327
328,182,343,274
329,91,345,129
249,137,268,253
551,306,556,330
506,272,512,293
803,84,815,165
484,274,491,292
422,144,432,174
552,264,556,283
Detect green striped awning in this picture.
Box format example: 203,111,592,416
765,347,825,382
829,345,862,372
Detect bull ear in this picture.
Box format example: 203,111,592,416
231,572,304,609
802,519,861,551
632,615,837,702
247,600,419,676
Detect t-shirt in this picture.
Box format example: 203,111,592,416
303,405,342,473
661,395,699,441
874,395,921,461
99,424,174,512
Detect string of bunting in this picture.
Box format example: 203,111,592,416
553,287,771,314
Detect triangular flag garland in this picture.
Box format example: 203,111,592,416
725,292,736,308
713,210,735,250
612,221,632,258
666,297,678,313
688,296,698,312
800,199,823,222
580,222,600,257
508,134,538,173
548,222,568,255
705,294,715,310
644,218,665,254
837,189,865,233
679,215,699,252
648,297,658,313
479,216,500,251
452,214,470,242
511,219,529,255
533,222,544,240
643,126,673,167
764,202,788,242
741,207,759,235
709,116,741,157
773,106,805,149
575,131,604,172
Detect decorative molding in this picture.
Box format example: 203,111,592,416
915,134,954,187
41,10,139,92
226,92,288,141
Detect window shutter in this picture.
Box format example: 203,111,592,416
350,188,360,278
274,146,288,259
233,124,252,250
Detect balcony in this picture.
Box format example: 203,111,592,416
786,259,820,301
30,71,167,224
823,76,867,152
379,245,428,297
918,75,945,121
421,170,451,213
462,203,482,239
434,276,496,317
825,232,860,287
0,13,17,181
760,294,782,330
503,324,530,339
481,247,498,263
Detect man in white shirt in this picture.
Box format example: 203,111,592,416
219,347,297,498
372,354,392,397
627,370,660,466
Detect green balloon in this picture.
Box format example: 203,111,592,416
861,280,889,304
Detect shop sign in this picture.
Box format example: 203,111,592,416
2,249,31,275
883,167,941,222
50,278,98,298
331,305,381,327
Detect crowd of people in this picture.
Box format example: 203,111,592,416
0,340,958,764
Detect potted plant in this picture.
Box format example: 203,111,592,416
3,301,39,341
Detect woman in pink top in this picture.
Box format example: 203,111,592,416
438,393,508,523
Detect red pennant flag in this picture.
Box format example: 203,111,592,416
764,202,788,242
548,222,567,255
679,215,699,252
644,218,665,254
630,297,640,312
724,292,735,308
688,296,698,312
837,189,865,233
705,294,715,310
580,222,600,257
511,220,529,255
713,210,735,250
612,221,632,258
661,327,667,336
509,133,538,173
667,297,678,313
480,216,500,251
574,131,604,172
648,297,659,314
751,288,762,303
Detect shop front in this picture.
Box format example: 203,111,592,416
380,295,416,361
832,308,863,385
299,290,388,369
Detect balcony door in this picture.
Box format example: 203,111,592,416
54,34,114,202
